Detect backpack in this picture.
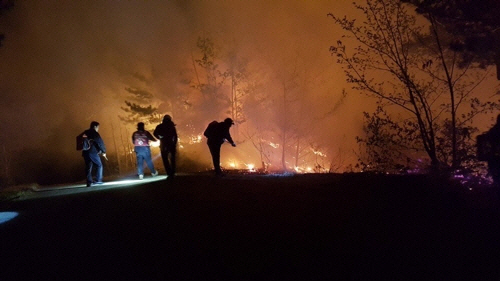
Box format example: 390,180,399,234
203,121,219,139
76,132,93,151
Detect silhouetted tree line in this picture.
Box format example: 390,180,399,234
402,0,500,80
329,0,500,175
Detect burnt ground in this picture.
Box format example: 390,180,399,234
1,173,499,280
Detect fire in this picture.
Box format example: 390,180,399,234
246,163,255,172
312,148,327,157
171,134,336,174
269,142,279,148
293,166,316,173
188,134,203,144
225,160,256,172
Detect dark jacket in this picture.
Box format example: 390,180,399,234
154,120,178,148
83,128,106,155
207,122,235,146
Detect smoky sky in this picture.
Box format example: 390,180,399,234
0,0,412,171
0,0,359,144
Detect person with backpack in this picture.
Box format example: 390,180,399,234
154,115,178,179
204,118,236,176
132,122,159,180
81,121,107,187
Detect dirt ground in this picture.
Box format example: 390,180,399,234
1,173,499,280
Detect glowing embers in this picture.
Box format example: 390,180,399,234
312,148,327,157
226,160,257,173
294,166,314,173
177,135,203,147
246,163,256,172
0,212,18,225
268,142,279,149
188,134,203,144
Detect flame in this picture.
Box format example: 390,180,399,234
188,134,203,144
246,163,255,172
269,142,279,148
312,148,327,157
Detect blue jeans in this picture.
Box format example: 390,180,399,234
83,152,103,185
135,146,156,176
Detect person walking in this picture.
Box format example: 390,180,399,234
81,121,107,187
154,115,178,179
132,122,159,180
204,118,236,176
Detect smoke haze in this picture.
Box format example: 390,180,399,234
2,1,495,185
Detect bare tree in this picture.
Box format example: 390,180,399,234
403,0,500,80
191,37,229,118
241,128,273,172
417,10,497,168
328,0,498,171
329,0,442,168
225,50,249,127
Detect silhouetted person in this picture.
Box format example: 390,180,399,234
132,122,158,180
82,121,106,187
204,118,236,176
154,115,178,178
486,114,500,193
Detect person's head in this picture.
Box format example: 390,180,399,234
224,118,234,127
163,115,172,123
137,122,145,131
497,114,500,124
90,121,100,132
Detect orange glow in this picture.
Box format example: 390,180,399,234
269,142,279,149
246,163,255,172
151,140,160,147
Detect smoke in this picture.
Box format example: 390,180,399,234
0,0,373,184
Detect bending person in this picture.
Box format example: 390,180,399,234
204,118,236,176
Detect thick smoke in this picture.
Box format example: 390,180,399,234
0,0,385,185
